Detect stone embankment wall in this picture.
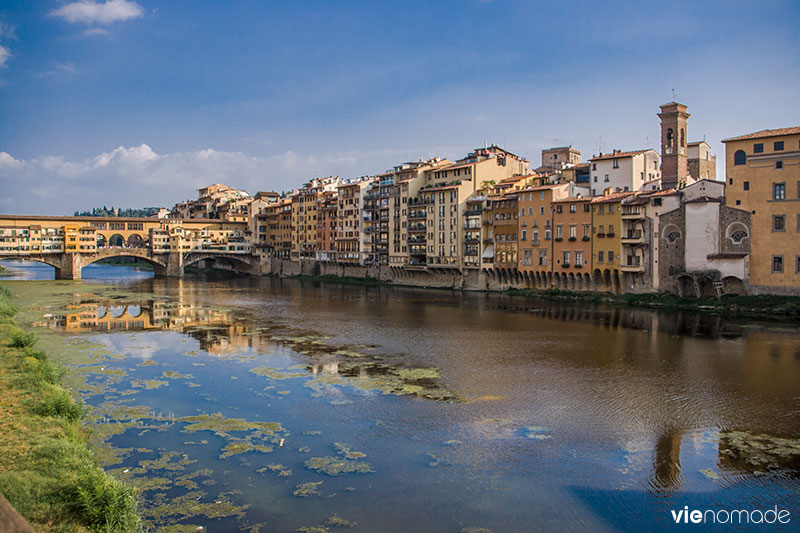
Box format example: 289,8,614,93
262,257,570,292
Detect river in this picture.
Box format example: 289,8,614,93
2,260,799,531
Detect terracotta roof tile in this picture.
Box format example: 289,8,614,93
722,127,800,142
590,149,655,161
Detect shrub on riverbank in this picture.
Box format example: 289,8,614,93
0,285,142,532
505,288,800,321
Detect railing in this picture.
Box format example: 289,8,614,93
464,222,481,230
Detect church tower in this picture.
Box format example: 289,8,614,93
658,102,690,189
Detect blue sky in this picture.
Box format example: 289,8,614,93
0,0,798,215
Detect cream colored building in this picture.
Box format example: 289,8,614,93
589,149,660,196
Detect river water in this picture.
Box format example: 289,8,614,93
2,260,800,532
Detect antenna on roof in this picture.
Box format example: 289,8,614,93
645,136,650,149
672,88,676,101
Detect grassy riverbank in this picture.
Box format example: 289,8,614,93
0,285,141,532
505,288,800,321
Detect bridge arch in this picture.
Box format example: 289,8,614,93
80,250,166,270
127,234,144,247
96,234,107,247
108,234,125,247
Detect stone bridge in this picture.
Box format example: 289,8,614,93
1,248,261,280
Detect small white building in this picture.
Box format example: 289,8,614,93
589,149,660,196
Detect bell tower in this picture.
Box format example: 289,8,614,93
658,102,690,189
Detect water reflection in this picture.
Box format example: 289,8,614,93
5,270,800,531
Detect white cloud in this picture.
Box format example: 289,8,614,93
50,0,144,25
81,27,111,37
0,144,404,215
0,152,23,168
0,45,10,68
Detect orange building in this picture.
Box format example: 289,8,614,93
516,183,570,285
551,196,593,287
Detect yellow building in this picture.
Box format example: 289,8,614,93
590,192,631,289
723,127,800,293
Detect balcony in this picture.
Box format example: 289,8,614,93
464,223,481,230
621,261,645,273
463,209,482,216
621,231,644,244
464,237,480,244
408,211,427,220
408,224,426,232
621,210,645,220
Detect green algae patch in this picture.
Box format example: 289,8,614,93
326,515,356,527
297,527,329,533
144,489,249,526
132,379,169,389
220,440,274,459
718,430,800,473
305,457,373,476
137,359,159,366
163,371,194,379
249,366,307,379
293,480,324,497
257,463,292,477
179,412,284,437
333,442,366,459
700,468,720,480
461,528,493,533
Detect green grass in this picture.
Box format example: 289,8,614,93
0,284,142,532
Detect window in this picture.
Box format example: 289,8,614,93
569,204,576,213
730,230,748,243
743,181,750,191
774,183,786,200
592,163,596,170
538,249,548,266
583,203,590,212
521,229,527,241
667,231,680,243
775,141,784,151
555,225,563,239
540,192,545,200
556,205,563,213
523,249,532,266
532,230,539,242
569,225,577,239
594,176,598,182
545,229,551,241
608,251,614,263
563,251,570,266
583,224,590,238
797,256,800,274
753,143,764,153
604,174,610,182
598,251,604,262
652,198,662,207
734,150,746,165
613,159,619,169
773,215,786,231
776,161,783,170
576,251,583,266
598,224,605,235
599,205,605,214
773,255,784,273
608,224,614,236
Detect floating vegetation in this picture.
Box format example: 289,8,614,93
144,489,249,525
138,451,197,472
132,379,169,389
700,469,720,480
163,371,193,379
249,366,307,379
333,442,366,459
137,360,158,366
718,430,800,473
187,382,201,387
443,440,462,447
277,390,291,395
293,481,324,497
330,400,352,405
303,430,322,436
325,515,356,527
296,527,328,533
520,426,552,440
298,446,311,453
256,464,292,477
304,457,374,476
179,412,284,437
461,528,493,533
220,440,273,459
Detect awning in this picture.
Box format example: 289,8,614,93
482,245,494,259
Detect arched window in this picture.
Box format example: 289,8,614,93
680,128,685,147
666,128,674,149
730,230,748,243
667,231,680,243
734,150,746,165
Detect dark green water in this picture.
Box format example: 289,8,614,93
2,261,800,532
